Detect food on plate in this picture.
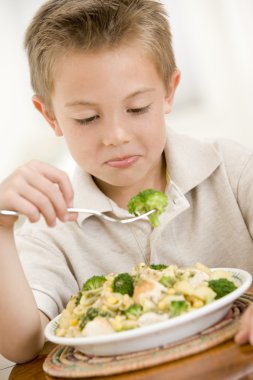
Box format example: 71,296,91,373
127,189,168,227
55,262,239,338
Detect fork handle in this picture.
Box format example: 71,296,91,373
0,208,97,217
0,210,19,216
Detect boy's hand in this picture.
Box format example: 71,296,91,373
235,302,253,346
0,160,76,227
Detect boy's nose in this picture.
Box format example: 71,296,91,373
102,122,131,147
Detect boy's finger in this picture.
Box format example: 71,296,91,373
28,161,74,206
23,175,70,221
12,189,58,227
235,329,249,345
249,313,253,345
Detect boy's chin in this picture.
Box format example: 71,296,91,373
95,175,142,189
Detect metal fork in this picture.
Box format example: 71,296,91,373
0,208,155,224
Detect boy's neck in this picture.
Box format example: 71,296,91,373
94,155,167,210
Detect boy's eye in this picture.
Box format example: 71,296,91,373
75,115,99,125
127,104,151,114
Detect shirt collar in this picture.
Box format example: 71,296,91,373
164,127,221,194
72,167,113,226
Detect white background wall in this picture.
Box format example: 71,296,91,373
0,0,253,181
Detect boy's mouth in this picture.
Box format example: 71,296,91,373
106,155,140,168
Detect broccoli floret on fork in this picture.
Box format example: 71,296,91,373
128,189,168,228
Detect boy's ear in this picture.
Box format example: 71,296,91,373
32,95,63,136
164,70,181,114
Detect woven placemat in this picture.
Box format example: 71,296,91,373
43,293,252,378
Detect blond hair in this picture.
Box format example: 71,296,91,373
24,0,177,106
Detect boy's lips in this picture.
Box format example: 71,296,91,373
106,155,140,168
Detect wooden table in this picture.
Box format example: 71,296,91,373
2,285,253,380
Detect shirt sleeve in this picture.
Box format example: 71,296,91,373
217,139,253,240
15,228,79,320
236,153,253,239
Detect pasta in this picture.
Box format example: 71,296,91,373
55,262,238,338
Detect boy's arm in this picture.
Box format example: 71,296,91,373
235,304,253,346
0,160,75,362
0,226,47,363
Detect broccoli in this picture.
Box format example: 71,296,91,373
150,264,168,271
170,300,188,317
75,291,83,306
112,273,134,296
79,307,100,330
127,189,168,227
208,278,237,299
82,275,106,291
159,275,175,288
79,307,110,330
124,304,143,318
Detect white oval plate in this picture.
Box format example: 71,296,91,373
45,268,252,356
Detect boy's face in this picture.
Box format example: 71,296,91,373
36,44,179,192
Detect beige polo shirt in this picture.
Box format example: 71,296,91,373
15,127,253,320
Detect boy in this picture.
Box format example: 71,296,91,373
0,0,252,363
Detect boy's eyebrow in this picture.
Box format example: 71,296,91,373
125,87,155,100
65,88,155,107
65,100,98,107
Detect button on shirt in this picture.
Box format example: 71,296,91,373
15,127,253,320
